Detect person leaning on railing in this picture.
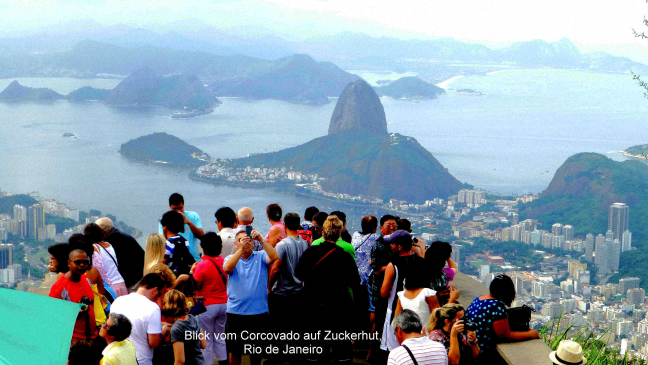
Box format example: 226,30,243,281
465,274,539,363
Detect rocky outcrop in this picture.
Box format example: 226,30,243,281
328,80,388,136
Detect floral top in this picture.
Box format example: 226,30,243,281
92,250,112,287
428,329,473,365
351,231,380,285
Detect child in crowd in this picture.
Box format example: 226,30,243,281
161,289,207,365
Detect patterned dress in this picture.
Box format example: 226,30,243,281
465,297,507,354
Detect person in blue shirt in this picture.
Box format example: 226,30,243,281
223,229,278,365
159,193,204,261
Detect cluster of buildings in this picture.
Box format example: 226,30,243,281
0,197,80,243
0,244,22,285
195,162,321,185
196,161,452,213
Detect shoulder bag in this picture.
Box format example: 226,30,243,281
507,304,536,332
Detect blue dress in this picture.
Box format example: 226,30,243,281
465,297,507,354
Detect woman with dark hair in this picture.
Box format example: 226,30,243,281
190,232,228,365
425,241,459,306
47,243,70,277
86,223,127,297
393,260,439,331
466,274,539,362
265,203,287,246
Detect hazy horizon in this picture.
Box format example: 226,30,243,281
1,1,648,64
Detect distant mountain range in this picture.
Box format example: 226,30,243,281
0,69,220,113
230,80,466,202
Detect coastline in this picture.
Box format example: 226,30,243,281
190,173,431,217
620,150,647,159
435,75,465,89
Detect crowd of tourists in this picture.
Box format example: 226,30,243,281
48,193,544,365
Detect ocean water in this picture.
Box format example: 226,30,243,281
0,69,646,237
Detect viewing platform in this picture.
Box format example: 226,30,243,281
453,272,553,365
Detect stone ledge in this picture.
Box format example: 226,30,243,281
453,272,553,365
497,339,553,365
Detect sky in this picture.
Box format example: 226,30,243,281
2,0,648,61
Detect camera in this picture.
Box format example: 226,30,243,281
79,296,93,310
413,237,419,244
462,317,476,333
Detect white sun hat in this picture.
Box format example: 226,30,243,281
549,340,587,365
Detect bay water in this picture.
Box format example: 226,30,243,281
0,69,646,238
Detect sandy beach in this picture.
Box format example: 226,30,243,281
435,75,465,89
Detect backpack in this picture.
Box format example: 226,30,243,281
167,237,196,276
298,229,313,245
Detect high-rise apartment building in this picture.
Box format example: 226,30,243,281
619,277,641,293
585,233,594,262
552,223,563,236
0,244,13,269
532,281,547,297
27,204,44,239
622,230,632,252
627,288,646,306
609,203,629,241
610,239,621,272
457,189,486,205
596,234,609,273
542,232,554,248
530,230,542,245
563,225,574,241
13,204,26,221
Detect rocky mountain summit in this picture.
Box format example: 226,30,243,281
328,80,387,136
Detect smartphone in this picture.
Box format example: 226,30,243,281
246,225,253,238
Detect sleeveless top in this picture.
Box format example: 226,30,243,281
265,221,287,242
94,243,125,285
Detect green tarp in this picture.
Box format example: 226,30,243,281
0,288,80,365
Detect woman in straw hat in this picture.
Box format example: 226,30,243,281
550,340,587,365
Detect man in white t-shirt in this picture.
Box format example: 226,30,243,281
388,310,448,365
110,273,171,365
216,207,238,257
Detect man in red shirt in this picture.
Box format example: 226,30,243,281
49,248,97,342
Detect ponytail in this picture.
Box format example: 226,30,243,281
428,307,443,332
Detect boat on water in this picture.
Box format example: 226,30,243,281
170,107,214,119
62,132,77,138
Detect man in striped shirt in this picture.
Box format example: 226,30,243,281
388,310,448,365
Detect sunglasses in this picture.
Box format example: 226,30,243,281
73,260,90,266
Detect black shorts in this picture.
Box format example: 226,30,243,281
225,312,270,355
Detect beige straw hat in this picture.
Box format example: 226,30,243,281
549,340,587,365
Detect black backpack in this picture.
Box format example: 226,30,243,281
168,238,195,276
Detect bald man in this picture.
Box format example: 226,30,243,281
237,207,264,251
96,217,145,288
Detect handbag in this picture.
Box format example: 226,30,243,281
507,304,535,331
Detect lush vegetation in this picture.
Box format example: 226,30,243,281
232,129,467,203
520,153,648,287
106,67,219,110
120,132,209,165
45,214,78,232
376,76,445,99
543,318,645,365
0,194,37,214
625,144,648,156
